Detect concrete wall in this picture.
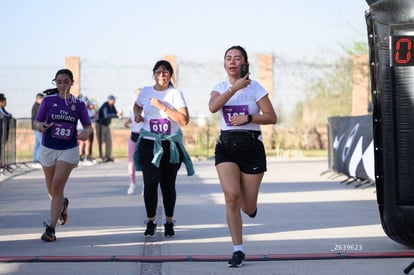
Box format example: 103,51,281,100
65,56,81,97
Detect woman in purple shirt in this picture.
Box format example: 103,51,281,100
34,69,92,242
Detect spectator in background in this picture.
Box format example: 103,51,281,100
96,95,122,162
0,93,12,119
124,88,143,196
86,100,97,161
77,96,95,165
31,93,44,166
0,93,12,167
0,93,12,143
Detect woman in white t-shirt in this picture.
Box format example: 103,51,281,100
133,60,194,238
208,45,277,268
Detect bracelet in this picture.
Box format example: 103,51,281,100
163,106,168,112
247,115,252,123
228,87,234,95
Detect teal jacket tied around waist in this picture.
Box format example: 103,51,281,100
133,128,194,176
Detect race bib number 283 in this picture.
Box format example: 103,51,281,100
51,122,75,140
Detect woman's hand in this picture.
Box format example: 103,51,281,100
78,126,92,141
208,74,251,113
150,98,167,111
229,114,249,126
36,121,53,133
124,118,131,128
232,73,251,93
134,114,143,123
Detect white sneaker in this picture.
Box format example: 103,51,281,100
82,159,95,166
31,163,42,169
127,183,136,195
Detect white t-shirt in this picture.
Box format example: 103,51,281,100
136,85,187,139
212,80,267,131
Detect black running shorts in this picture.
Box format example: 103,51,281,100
214,138,267,174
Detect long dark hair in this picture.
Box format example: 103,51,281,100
43,88,58,95
153,60,175,87
46,69,74,95
224,45,249,64
53,69,74,82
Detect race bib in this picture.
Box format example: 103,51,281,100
149,118,171,134
223,105,249,126
51,122,75,140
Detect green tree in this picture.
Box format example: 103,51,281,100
291,42,368,127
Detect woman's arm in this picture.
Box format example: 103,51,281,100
150,98,189,126
253,95,277,125
33,120,52,133
165,106,189,126
208,75,250,113
133,103,144,123
226,95,277,126
208,89,234,113
78,125,93,141
124,118,132,128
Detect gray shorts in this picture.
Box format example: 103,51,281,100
39,145,80,167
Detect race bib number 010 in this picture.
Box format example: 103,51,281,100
150,118,171,135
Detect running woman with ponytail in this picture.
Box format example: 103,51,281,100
208,46,277,267
35,69,92,242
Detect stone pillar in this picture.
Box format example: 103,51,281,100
65,56,81,97
257,54,275,149
162,55,177,86
352,54,370,116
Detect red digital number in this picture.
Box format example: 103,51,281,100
395,38,412,64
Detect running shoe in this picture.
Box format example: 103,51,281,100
228,250,245,267
86,156,96,163
164,221,175,238
41,222,56,242
57,198,69,226
248,208,257,218
127,183,136,195
144,220,156,237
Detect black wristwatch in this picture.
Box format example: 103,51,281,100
247,115,253,123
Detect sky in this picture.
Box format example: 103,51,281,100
0,0,370,119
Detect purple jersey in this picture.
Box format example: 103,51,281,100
36,94,91,150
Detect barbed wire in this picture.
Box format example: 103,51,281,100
0,56,344,119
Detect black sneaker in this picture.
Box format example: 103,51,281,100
58,198,69,226
228,250,245,267
144,220,156,237
164,221,175,238
41,222,56,242
248,208,257,218
102,157,114,163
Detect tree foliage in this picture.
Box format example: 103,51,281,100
290,42,368,127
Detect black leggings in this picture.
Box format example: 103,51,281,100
138,139,182,218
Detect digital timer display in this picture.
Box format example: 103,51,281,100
392,36,414,66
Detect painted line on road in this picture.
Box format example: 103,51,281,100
1,251,414,263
